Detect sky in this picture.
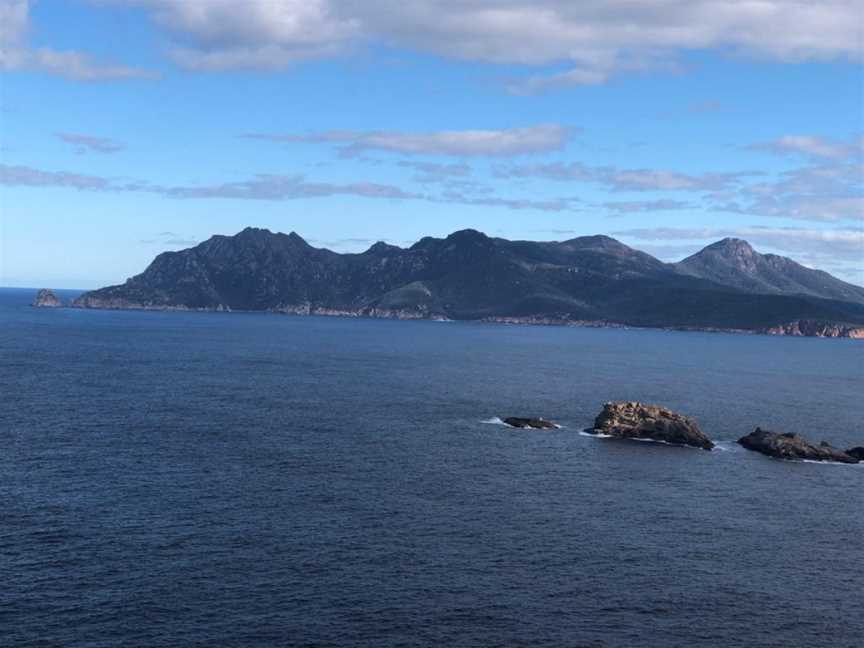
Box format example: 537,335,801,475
0,0,862,289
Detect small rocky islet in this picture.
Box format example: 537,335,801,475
501,417,559,430
505,401,861,463
737,428,862,464
32,288,63,308
583,401,714,450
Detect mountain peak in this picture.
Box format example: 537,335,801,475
238,226,273,237
365,241,400,254
708,238,755,255
675,237,864,303
446,228,489,243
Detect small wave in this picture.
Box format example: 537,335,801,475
579,431,613,439
711,442,734,452
579,432,711,450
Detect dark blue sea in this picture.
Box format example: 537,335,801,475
2,287,862,647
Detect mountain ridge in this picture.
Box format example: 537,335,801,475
72,228,864,337
674,237,864,303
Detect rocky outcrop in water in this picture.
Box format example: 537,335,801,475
32,289,62,308
584,401,714,450
502,417,559,429
763,320,864,338
737,428,860,463
845,447,864,461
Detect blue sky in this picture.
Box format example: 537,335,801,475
1,0,862,288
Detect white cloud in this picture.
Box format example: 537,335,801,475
243,124,574,157
106,1,863,83
0,0,156,80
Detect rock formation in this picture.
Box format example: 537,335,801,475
32,289,62,308
502,417,559,429
584,401,714,450
763,320,864,338
737,428,860,463
845,447,864,461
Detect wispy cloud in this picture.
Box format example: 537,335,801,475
686,100,725,114
747,135,863,161
56,132,125,154
242,124,575,157
436,191,575,212
496,161,752,192
140,231,199,246
164,174,422,201
1,0,157,81
397,160,472,180
603,199,691,214
0,163,114,190
714,159,864,222
1,163,578,213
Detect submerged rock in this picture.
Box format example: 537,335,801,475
32,289,62,308
737,428,860,463
584,401,714,450
502,417,559,430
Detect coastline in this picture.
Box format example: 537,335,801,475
62,298,864,339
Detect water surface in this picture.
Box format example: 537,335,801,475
2,287,862,647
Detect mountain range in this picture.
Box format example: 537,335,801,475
72,227,864,337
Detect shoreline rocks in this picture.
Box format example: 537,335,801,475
763,319,864,339
737,428,861,463
502,417,559,430
584,401,714,450
32,289,62,308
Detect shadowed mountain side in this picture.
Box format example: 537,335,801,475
73,228,864,336
675,238,864,304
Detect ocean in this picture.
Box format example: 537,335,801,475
2,287,862,647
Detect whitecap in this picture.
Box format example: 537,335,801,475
579,431,613,439
579,432,712,450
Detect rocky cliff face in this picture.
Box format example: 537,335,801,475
763,320,864,338
33,289,62,308
72,228,864,337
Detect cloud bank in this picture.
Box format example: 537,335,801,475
107,0,861,85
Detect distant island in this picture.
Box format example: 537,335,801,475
70,227,864,338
